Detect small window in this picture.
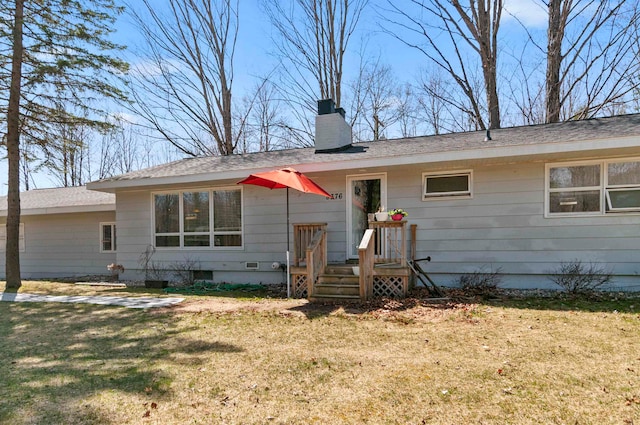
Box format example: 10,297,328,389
606,160,640,212
100,223,116,252
606,188,640,211
423,171,472,200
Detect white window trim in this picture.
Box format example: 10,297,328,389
100,222,116,253
545,157,640,217
0,223,25,252
151,186,244,250
422,170,473,201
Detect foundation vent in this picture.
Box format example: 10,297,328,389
245,262,259,270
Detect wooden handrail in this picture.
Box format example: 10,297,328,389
293,223,327,266
367,220,407,267
305,228,327,298
358,229,375,300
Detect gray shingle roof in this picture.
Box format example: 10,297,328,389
0,186,115,215
91,113,640,186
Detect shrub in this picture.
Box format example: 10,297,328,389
137,245,167,281
170,257,201,286
456,266,503,297
547,260,612,295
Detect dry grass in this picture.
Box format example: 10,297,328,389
0,281,639,424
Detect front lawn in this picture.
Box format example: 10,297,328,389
0,281,638,424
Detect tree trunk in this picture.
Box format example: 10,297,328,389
5,0,24,290
476,2,501,129
545,0,563,123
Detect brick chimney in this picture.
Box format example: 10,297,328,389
315,99,352,153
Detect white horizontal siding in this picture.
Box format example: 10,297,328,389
394,161,640,288
114,175,347,283
109,158,640,289
0,211,116,279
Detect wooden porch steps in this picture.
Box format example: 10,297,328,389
293,222,413,302
309,265,361,302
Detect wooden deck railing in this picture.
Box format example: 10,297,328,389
358,229,375,300
367,220,407,267
305,227,327,297
291,221,410,300
293,223,327,266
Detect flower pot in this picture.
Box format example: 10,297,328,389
352,266,360,276
375,212,388,221
391,213,404,221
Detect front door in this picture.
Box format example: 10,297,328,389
347,174,386,258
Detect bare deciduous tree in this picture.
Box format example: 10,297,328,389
129,0,246,156
233,78,294,153
416,68,484,134
384,0,503,130
394,83,420,138
363,61,397,140
349,58,398,141
249,79,286,152
97,118,176,179
98,118,137,179
262,0,368,145
533,0,640,122
503,40,546,126
46,122,91,187
264,0,368,108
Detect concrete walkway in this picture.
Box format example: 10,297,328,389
0,292,184,309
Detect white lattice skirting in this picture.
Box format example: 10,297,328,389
373,275,406,298
292,274,308,298
291,273,406,299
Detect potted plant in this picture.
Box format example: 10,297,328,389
374,206,388,221
389,208,408,221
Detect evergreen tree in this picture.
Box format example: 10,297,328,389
1,0,128,289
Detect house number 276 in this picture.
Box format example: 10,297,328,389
328,193,343,200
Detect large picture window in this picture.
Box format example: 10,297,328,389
546,159,640,215
153,188,242,248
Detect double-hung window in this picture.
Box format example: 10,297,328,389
154,187,242,248
546,159,640,215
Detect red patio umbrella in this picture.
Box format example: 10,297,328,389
238,168,331,297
